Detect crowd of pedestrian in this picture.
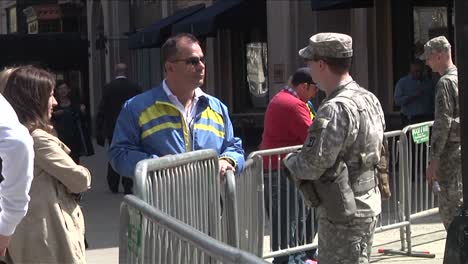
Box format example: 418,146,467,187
0,31,461,264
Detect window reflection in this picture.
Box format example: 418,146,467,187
246,42,268,108
413,6,448,57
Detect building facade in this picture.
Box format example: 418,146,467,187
0,0,89,111
0,0,454,150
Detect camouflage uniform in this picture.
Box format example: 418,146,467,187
285,33,385,264
422,36,462,230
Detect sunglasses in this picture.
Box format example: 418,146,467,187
171,56,205,66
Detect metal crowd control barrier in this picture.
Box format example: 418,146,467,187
247,145,318,259
402,121,437,219
133,149,226,258
244,126,437,260
119,195,268,264
374,131,408,236
231,157,265,256
379,121,437,258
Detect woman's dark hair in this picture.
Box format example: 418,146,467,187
3,65,55,133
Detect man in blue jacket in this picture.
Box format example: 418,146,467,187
109,33,244,181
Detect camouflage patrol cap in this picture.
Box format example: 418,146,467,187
420,36,451,60
299,33,353,59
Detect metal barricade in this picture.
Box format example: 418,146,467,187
376,122,436,258
374,130,413,256
223,169,239,248
244,127,436,259
401,121,437,219
133,149,224,251
247,145,317,259
232,157,265,256
119,195,268,264
395,121,437,258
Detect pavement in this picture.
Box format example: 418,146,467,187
81,143,447,264
81,144,121,264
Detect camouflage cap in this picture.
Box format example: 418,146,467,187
420,36,451,60
298,33,353,59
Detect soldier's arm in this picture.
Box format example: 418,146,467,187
430,80,454,160
284,103,353,181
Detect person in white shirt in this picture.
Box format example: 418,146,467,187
0,90,34,256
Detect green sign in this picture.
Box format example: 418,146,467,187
128,212,142,257
412,125,430,144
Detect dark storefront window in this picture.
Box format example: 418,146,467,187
392,0,453,104
246,42,268,109
413,6,448,58
232,28,268,114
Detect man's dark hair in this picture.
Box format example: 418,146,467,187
410,59,424,67
291,67,313,86
312,55,352,75
161,33,200,64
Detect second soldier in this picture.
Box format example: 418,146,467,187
284,33,386,264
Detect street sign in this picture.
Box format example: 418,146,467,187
411,125,430,144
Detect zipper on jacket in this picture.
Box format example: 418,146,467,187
158,102,191,152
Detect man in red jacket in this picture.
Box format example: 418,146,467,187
260,67,319,263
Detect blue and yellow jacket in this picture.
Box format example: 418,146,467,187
109,84,245,177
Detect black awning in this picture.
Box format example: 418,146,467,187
171,0,266,38
128,3,205,49
311,0,373,10
0,33,88,69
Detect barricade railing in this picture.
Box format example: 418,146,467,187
223,170,239,248
247,145,317,259
119,195,268,264
374,130,408,240
401,121,437,219
244,126,437,259
232,157,265,256
133,149,224,249
375,122,436,258
388,121,437,258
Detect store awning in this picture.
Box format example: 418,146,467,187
128,3,205,49
171,0,266,38
0,33,88,69
310,0,373,11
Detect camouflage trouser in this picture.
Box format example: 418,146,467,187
438,144,463,231
318,216,377,264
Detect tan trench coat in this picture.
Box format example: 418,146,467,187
7,129,91,264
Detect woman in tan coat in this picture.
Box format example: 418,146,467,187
2,66,91,264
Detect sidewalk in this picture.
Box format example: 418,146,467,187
80,144,446,264
371,213,446,263
81,144,121,264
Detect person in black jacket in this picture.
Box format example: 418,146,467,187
53,81,94,164
96,63,141,194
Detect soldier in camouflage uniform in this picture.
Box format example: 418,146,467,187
421,36,462,231
283,33,385,264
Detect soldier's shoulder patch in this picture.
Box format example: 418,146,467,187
307,136,316,147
